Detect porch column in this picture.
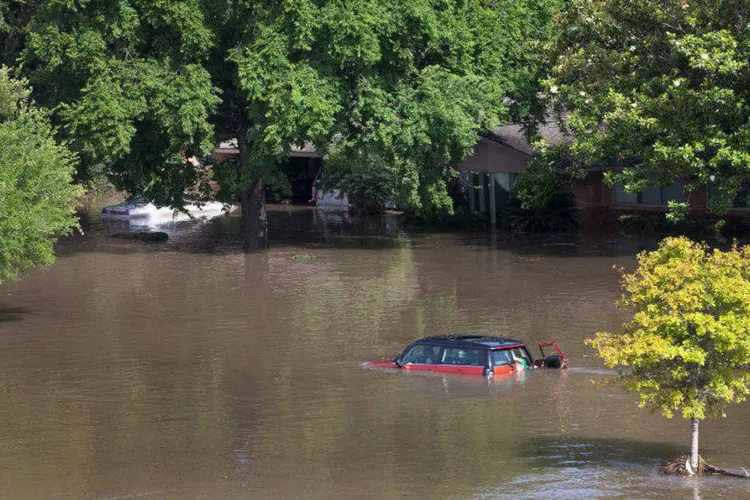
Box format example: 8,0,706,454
468,173,476,212
478,173,486,213
489,173,497,226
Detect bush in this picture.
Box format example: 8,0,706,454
502,146,582,233
0,67,83,283
502,191,580,233
617,213,749,241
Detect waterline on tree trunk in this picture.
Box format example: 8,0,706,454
241,180,268,251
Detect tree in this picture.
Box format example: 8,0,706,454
20,0,560,249
541,0,750,215
0,66,82,283
587,236,750,473
0,1,39,67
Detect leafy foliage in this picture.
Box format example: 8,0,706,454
588,237,750,421
503,191,580,233
22,0,221,210
0,0,38,67
0,66,82,283
617,212,748,242
504,150,581,233
324,145,399,214
543,0,750,215
19,0,562,234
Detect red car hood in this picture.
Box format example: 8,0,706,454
366,357,398,369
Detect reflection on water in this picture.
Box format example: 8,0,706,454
1,206,750,499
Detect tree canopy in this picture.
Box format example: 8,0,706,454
19,0,560,247
0,66,81,283
587,236,750,470
542,0,750,215
0,1,38,67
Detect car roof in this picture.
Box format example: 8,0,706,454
413,335,525,349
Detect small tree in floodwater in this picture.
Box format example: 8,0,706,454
587,236,750,474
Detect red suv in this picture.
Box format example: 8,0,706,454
368,335,567,377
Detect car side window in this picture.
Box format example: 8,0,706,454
441,347,484,366
402,345,441,364
511,347,532,367
492,349,513,366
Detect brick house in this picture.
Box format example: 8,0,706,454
462,123,749,224
213,130,747,220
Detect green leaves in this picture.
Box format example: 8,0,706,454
588,237,750,421
225,0,530,214
60,58,218,161
22,0,220,203
19,0,555,220
544,0,750,215
0,67,82,283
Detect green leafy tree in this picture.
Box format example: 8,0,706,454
0,66,82,283
21,0,560,249
505,142,581,233
0,1,39,67
542,0,750,215
587,236,750,473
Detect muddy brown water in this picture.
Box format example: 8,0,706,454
1,206,749,499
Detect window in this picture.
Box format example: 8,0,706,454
493,173,518,205
708,181,750,209
511,347,532,367
402,345,442,364
441,347,485,366
491,349,513,366
613,179,683,206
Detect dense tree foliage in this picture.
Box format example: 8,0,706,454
0,67,81,283
0,1,38,67
19,0,560,248
588,237,750,472
542,0,750,215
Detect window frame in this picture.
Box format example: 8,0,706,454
400,344,443,365
612,179,684,207
490,346,533,368
491,349,514,367
439,346,487,367
707,181,750,211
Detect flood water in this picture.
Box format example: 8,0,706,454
1,206,750,499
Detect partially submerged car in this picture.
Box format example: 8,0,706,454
367,335,567,377
101,196,227,222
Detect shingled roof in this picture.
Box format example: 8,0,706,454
484,119,569,157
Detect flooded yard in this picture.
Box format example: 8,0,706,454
1,206,749,499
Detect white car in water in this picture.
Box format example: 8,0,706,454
101,196,228,223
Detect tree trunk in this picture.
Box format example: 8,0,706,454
237,124,268,251
240,180,267,251
690,417,700,474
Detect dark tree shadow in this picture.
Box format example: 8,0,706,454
61,205,686,259
518,435,692,469
0,306,29,323
61,207,413,257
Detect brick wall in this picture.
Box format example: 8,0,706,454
686,184,708,214
570,174,750,221
566,171,612,211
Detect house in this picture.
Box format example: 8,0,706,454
459,123,748,224
210,131,547,216
213,127,741,221
454,122,565,224
213,139,330,205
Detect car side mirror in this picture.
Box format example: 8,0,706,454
395,357,403,368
